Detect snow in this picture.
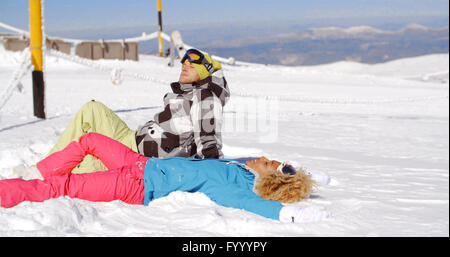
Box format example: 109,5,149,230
313,54,449,83
0,46,448,236
311,26,388,36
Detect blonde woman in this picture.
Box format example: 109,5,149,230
1,133,330,223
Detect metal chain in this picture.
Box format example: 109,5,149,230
0,50,32,111
46,49,171,85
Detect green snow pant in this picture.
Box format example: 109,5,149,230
47,101,138,174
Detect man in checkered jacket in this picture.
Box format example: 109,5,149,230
136,50,229,159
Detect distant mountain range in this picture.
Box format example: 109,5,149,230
199,24,449,66
37,20,449,66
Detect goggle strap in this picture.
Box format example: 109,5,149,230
203,60,215,74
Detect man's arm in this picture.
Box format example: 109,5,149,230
190,88,224,159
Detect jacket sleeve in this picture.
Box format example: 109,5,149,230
190,72,229,159
190,89,223,159
206,184,283,220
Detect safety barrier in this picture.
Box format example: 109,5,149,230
47,48,171,85
1,33,140,61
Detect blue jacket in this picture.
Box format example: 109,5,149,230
142,157,283,220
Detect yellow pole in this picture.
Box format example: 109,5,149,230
29,0,43,71
29,0,46,118
157,0,164,56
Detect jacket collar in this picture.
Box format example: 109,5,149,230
170,77,212,94
170,82,192,94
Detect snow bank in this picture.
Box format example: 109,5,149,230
313,54,449,83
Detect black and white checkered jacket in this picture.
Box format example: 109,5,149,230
136,71,230,159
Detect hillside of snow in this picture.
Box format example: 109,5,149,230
0,46,448,236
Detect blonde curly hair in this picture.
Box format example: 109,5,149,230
255,167,316,203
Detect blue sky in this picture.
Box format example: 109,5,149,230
1,0,449,32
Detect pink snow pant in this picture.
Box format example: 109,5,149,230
0,133,148,208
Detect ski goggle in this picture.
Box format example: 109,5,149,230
181,49,216,74
277,162,297,176
181,49,205,64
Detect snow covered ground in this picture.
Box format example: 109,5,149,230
0,46,448,236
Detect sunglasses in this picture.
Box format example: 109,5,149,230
277,162,297,176
181,49,216,74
